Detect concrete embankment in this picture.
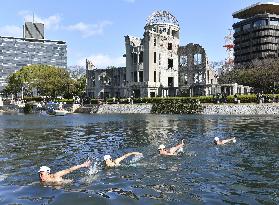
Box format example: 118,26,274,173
75,103,279,115
201,103,279,115
76,104,152,114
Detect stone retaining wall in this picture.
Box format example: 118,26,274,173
76,103,279,115
201,104,279,115
96,104,152,114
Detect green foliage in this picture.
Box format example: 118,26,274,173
4,65,85,98
218,58,279,93
23,103,33,114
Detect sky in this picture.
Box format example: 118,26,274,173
0,0,276,69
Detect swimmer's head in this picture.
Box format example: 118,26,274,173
38,166,51,182
158,144,166,150
103,155,111,161
214,137,219,142
38,166,51,174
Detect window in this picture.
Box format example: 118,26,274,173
168,77,174,87
150,92,155,97
243,23,250,31
184,75,188,85
168,59,173,69
253,19,267,27
139,51,143,63
154,52,156,63
234,27,241,33
270,19,279,26
154,71,156,82
154,38,156,46
194,53,202,65
180,56,187,66
139,71,143,82
168,43,172,50
133,53,137,64
131,72,133,81
134,71,137,82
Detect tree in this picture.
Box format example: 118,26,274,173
4,65,74,99
218,58,279,93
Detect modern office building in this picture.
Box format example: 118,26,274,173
0,22,67,91
233,2,279,64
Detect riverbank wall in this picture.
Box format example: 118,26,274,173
75,103,279,115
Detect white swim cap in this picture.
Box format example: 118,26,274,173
158,144,166,150
214,137,219,141
103,155,111,160
38,166,51,173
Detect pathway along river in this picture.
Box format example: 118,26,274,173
0,113,278,205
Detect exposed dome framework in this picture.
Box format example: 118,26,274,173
146,10,179,27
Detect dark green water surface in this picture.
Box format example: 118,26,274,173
0,113,278,205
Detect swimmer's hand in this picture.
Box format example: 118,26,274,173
81,160,92,168
132,152,143,156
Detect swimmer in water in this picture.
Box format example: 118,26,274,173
213,137,236,145
158,140,185,156
103,152,143,168
38,160,91,184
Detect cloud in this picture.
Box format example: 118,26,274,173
65,21,112,38
77,54,125,68
0,25,22,37
18,10,61,30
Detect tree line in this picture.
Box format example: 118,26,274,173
3,65,86,99
218,58,279,93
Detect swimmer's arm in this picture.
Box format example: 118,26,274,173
54,160,91,177
114,152,142,165
170,140,185,154
221,137,236,144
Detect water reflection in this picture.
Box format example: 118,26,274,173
0,113,278,204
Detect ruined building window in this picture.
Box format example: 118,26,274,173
154,71,156,82
154,52,156,63
184,75,187,85
159,53,161,65
168,77,174,87
133,53,138,64
168,43,172,50
154,38,156,46
139,71,143,82
134,71,137,82
168,58,173,69
139,51,143,63
180,56,187,66
194,53,202,65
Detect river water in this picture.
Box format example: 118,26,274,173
0,113,278,205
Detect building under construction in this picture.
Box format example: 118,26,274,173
233,2,279,64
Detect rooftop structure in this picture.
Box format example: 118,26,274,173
146,10,179,27
233,2,279,19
